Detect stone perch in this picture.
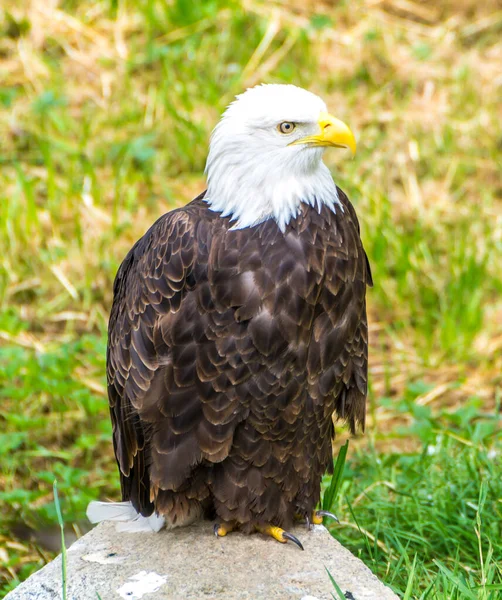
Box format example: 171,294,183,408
6,521,399,599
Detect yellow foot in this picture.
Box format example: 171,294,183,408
295,511,339,529
256,524,304,550
312,510,339,525
312,511,323,525
213,521,235,537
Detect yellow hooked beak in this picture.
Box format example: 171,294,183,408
289,112,356,156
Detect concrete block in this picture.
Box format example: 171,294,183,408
6,521,399,599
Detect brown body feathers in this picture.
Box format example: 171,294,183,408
107,190,372,531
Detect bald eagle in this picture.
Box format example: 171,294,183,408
88,84,372,549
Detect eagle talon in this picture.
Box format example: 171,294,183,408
305,514,311,531
314,510,340,524
257,524,304,550
282,531,304,551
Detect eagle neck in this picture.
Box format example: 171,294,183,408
203,157,341,232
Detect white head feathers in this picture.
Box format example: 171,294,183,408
204,84,343,231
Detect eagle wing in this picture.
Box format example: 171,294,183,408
305,189,372,437
107,206,205,515
328,188,372,432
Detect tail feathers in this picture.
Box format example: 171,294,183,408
86,501,137,523
86,501,165,533
116,513,165,533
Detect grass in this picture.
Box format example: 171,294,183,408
52,482,67,600
0,0,500,598
323,395,502,598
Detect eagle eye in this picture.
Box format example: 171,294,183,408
278,122,296,134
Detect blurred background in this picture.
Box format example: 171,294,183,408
0,0,500,597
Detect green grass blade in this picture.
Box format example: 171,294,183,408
53,480,67,600
433,559,477,600
345,496,374,561
323,440,349,512
403,554,417,600
325,566,346,600
420,577,437,600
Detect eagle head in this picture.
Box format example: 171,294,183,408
204,84,356,231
